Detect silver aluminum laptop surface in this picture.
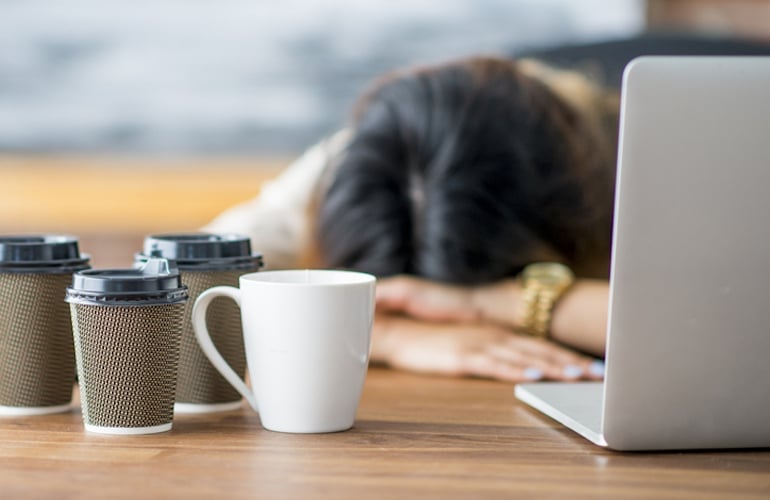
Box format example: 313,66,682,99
515,56,770,451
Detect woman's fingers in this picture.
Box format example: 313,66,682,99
492,336,598,380
485,336,604,381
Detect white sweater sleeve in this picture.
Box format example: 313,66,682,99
201,130,350,270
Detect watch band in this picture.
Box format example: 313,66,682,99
518,262,575,338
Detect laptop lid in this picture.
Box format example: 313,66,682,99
602,56,770,450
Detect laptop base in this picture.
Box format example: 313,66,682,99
514,382,607,447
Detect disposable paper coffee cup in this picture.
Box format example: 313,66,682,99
66,258,187,434
137,233,262,413
0,235,90,416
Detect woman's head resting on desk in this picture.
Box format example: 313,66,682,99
314,56,616,284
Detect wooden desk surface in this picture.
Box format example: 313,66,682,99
1,368,769,499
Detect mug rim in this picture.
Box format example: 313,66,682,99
239,269,375,286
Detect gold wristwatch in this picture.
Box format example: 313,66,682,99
518,262,575,338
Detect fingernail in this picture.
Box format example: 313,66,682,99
523,367,544,380
563,365,583,378
589,360,605,377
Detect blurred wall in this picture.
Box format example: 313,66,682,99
0,0,645,157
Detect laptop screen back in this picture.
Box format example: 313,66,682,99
602,56,770,450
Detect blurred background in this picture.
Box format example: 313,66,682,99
2,0,769,266
0,0,645,156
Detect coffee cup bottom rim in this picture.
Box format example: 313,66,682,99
0,403,73,416
84,422,172,435
174,400,243,414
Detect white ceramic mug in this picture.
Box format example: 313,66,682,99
192,269,376,433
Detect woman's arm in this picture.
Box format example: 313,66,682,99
376,275,609,358
542,280,608,357
473,278,608,357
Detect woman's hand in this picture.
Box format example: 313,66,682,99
376,275,487,324
371,313,604,383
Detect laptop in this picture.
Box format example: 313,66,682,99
515,56,770,451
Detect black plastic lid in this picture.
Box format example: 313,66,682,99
137,233,263,271
0,235,90,274
65,258,188,306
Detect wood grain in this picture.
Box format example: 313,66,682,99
1,368,769,499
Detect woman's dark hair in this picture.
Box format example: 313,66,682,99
315,56,616,284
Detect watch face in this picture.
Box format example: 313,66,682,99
523,262,574,286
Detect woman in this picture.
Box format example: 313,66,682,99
203,56,618,382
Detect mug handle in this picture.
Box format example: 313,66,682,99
192,286,258,412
